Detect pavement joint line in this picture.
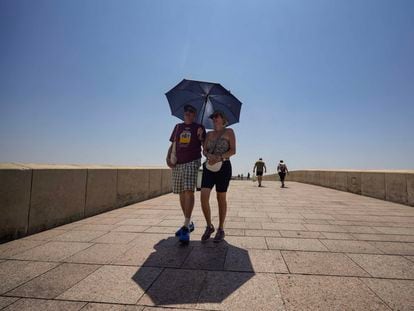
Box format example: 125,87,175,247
358,277,395,311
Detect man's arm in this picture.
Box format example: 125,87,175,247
264,163,267,173
253,162,257,173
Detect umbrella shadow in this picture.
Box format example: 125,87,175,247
132,236,255,307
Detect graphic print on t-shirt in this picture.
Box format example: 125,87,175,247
179,129,191,147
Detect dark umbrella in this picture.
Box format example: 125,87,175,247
165,79,243,129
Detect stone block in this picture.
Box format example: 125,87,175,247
28,169,87,234
385,173,407,205
335,172,347,191
116,169,149,206
407,173,414,207
85,169,117,217
347,171,361,194
361,172,385,200
0,168,32,242
149,169,163,197
161,169,172,194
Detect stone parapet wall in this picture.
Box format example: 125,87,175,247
264,170,414,207
0,163,172,242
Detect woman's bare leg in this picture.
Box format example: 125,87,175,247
200,188,213,227
216,192,227,229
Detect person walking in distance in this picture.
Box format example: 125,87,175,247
277,160,289,188
166,104,206,245
253,158,267,187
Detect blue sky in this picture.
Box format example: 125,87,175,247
1,0,413,175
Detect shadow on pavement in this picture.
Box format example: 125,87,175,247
132,236,254,306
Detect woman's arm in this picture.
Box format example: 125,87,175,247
221,128,236,159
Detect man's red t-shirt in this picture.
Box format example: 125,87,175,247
169,122,206,164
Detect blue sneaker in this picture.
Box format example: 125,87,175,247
179,226,190,245
175,222,194,236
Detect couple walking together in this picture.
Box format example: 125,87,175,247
166,104,236,245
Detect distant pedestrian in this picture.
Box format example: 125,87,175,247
277,160,289,188
253,158,267,187
247,172,250,180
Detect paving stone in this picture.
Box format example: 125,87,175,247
262,223,306,231
347,253,414,279
320,232,354,240
0,297,18,309
58,265,161,304
112,244,191,268
182,246,227,270
92,232,140,244
51,230,107,242
83,303,144,310
224,248,288,273
361,278,414,311
266,237,328,251
22,229,67,241
244,229,281,237
0,260,58,294
0,240,45,259
137,268,206,308
3,298,86,310
304,224,348,233
352,233,414,242
320,239,382,254
224,236,268,249
197,271,285,310
369,241,414,255
75,224,121,231
6,263,100,298
282,251,369,276
65,243,132,264
112,225,150,233
11,241,93,261
280,231,324,239
277,274,390,310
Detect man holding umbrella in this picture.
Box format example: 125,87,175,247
167,104,205,245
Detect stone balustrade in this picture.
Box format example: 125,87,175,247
0,163,172,242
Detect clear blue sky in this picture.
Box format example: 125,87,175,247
1,0,413,175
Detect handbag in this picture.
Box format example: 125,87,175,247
205,130,226,172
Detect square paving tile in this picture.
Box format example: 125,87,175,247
0,297,18,309
58,265,161,304
266,237,328,251
0,260,58,294
347,253,414,279
320,239,382,254
225,248,288,273
51,230,107,242
92,232,140,244
6,263,100,298
280,231,324,239
82,303,144,310
182,246,227,270
11,241,93,261
281,251,369,276
244,229,281,237
262,223,306,231
21,229,67,241
3,298,86,310
137,268,207,308
277,274,390,310
320,232,354,240
361,278,414,311
112,225,150,233
304,224,348,233
225,236,268,249
369,241,414,255
0,240,45,259
65,243,132,264
197,271,285,311
112,245,191,268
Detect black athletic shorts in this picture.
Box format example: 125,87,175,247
279,172,286,181
256,170,263,176
201,161,232,192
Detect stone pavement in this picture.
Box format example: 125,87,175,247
0,181,413,310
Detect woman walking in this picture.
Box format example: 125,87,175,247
200,110,236,243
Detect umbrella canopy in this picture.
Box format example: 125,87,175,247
165,79,242,129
